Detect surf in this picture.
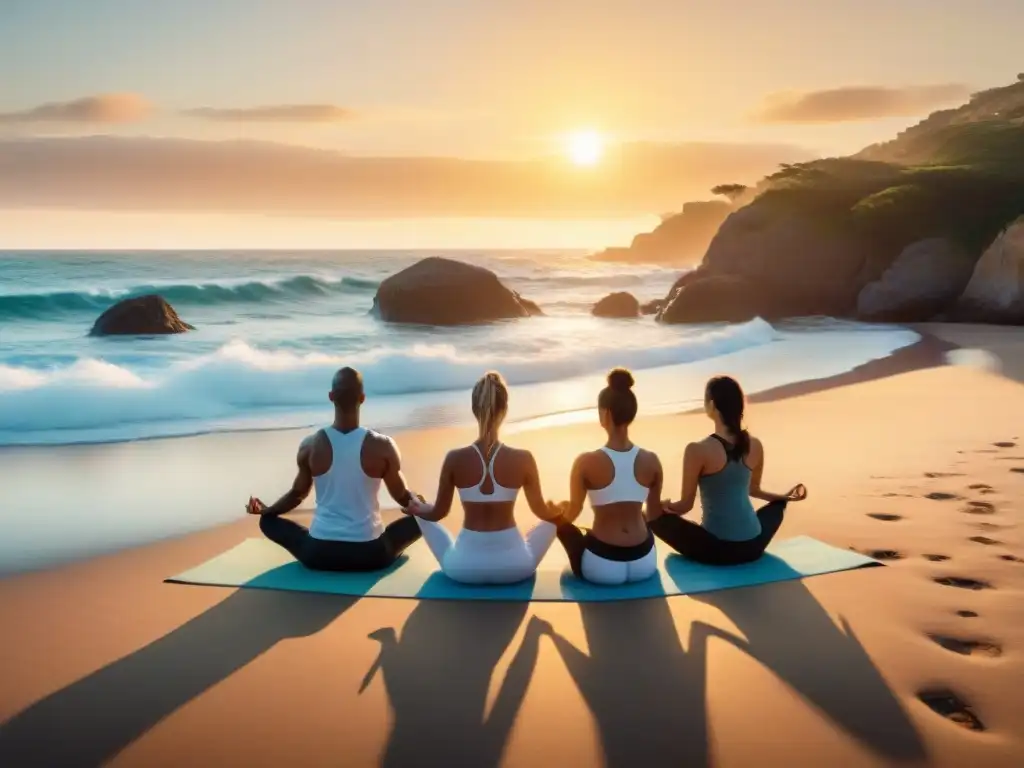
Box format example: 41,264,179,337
0,273,381,320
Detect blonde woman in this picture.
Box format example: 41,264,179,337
404,371,564,584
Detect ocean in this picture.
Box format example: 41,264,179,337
0,249,920,447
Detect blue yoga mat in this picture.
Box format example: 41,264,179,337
166,535,879,602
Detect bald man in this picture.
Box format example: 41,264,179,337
246,367,423,571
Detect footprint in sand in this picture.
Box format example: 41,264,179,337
968,484,996,495
927,635,1003,658
993,441,1017,448
865,549,904,561
925,492,962,501
955,610,979,618
923,554,951,562
933,576,992,591
962,501,996,515
918,689,986,731
925,472,964,478
1011,467,1024,474
969,536,1002,546
867,513,902,522
999,554,1023,564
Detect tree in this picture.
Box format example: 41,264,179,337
711,183,748,202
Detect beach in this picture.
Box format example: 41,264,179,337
0,324,1022,767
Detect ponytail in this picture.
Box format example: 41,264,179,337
471,371,509,453
705,376,749,460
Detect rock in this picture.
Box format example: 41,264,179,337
589,200,732,265
954,218,1024,323
856,238,977,322
89,294,194,336
700,204,869,318
515,294,543,317
372,256,540,325
592,292,640,318
640,299,663,316
657,275,764,324
665,269,707,302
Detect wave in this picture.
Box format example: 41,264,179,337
0,274,381,320
0,318,776,440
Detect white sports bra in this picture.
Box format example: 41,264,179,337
587,445,649,507
458,443,519,504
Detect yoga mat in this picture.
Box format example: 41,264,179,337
166,535,880,602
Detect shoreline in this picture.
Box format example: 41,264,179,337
0,321,927,577
0,317,915,451
0,322,984,579
0,321,1000,581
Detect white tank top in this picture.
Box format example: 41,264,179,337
586,445,649,507
308,426,385,542
458,443,519,504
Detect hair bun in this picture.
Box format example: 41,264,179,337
606,367,634,392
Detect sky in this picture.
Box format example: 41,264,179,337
1,0,1022,248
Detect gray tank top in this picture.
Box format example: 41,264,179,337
698,434,762,542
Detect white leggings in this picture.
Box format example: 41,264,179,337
415,519,558,584
580,547,659,586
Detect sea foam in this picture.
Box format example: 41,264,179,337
0,318,776,441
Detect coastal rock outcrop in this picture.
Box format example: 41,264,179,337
856,238,977,322
372,256,541,325
699,205,869,318
589,200,732,265
954,218,1024,323
592,292,640,318
89,295,194,336
655,204,869,324
657,275,762,324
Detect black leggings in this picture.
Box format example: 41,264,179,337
259,514,422,572
555,522,655,578
648,500,787,565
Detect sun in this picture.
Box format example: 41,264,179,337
566,129,604,167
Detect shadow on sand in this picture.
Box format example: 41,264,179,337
0,588,357,767
0,574,930,768
541,577,928,767
361,598,540,768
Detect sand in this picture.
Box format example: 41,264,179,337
0,324,1023,767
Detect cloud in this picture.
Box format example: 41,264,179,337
755,84,971,123
0,136,813,218
0,94,152,124
183,104,355,123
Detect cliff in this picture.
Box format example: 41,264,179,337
589,200,733,265
656,76,1024,325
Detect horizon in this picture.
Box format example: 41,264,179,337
2,0,1023,248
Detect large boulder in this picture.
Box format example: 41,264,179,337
372,257,541,325
700,204,870,317
657,275,764,324
592,292,640,318
89,294,194,336
954,217,1024,323
856,238,977,322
